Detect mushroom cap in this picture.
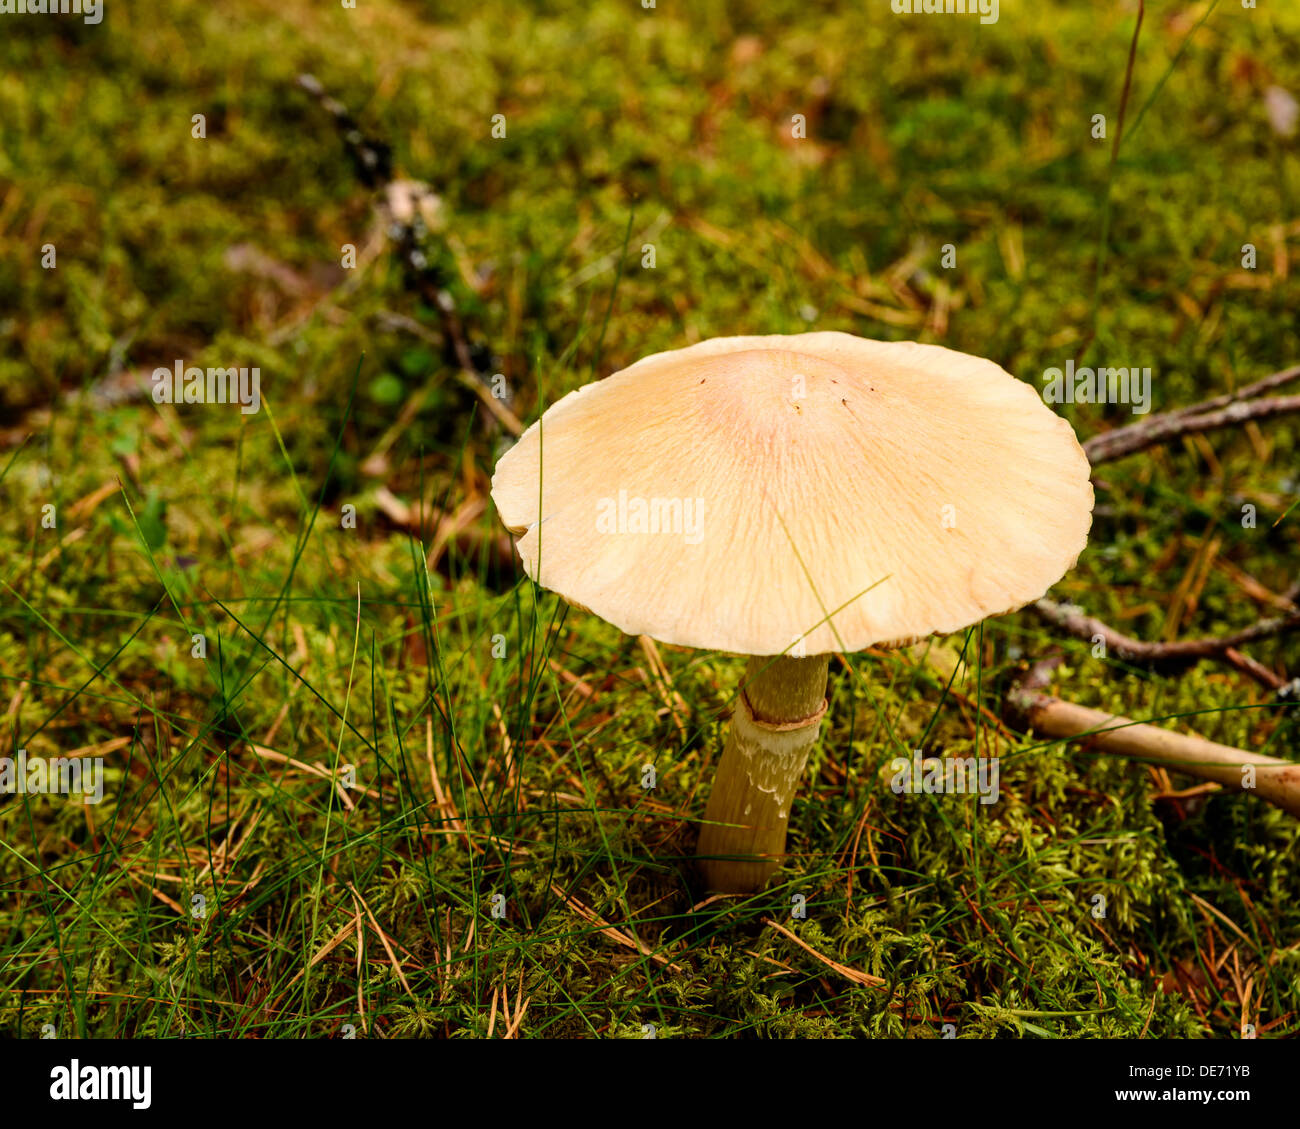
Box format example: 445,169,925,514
491,332,1093,656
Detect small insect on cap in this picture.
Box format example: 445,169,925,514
491,332,1094,655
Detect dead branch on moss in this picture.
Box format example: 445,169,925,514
1083,364,1300,464
297,73,519,440
373,310,523,437
1008,660,1300,819
1031,598,1299,690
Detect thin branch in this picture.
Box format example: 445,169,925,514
1032,598,1299,689
297,73,519,438
1084,364,1300,464
296,73,392,187
1006,682,1300,820
374,311,523,436
1159,365,1300,421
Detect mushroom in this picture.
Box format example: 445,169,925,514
490,333,1093,892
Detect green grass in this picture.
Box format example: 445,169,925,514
1,0,1298,1038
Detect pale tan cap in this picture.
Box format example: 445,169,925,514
491,332,1093,656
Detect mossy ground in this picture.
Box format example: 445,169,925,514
1,0,1298,1038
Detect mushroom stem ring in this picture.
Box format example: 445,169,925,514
743,691,829,732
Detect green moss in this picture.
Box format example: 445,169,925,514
1,0,1297,1038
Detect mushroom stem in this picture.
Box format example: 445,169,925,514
698,653,830,892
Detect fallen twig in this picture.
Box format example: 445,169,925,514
1084,364,1300,464
1008,662,1300,819
373,310,523,436
762,917,886,989
296,73,391,186
1032,598,1297,689
550,882,684,972
298,73,520,439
